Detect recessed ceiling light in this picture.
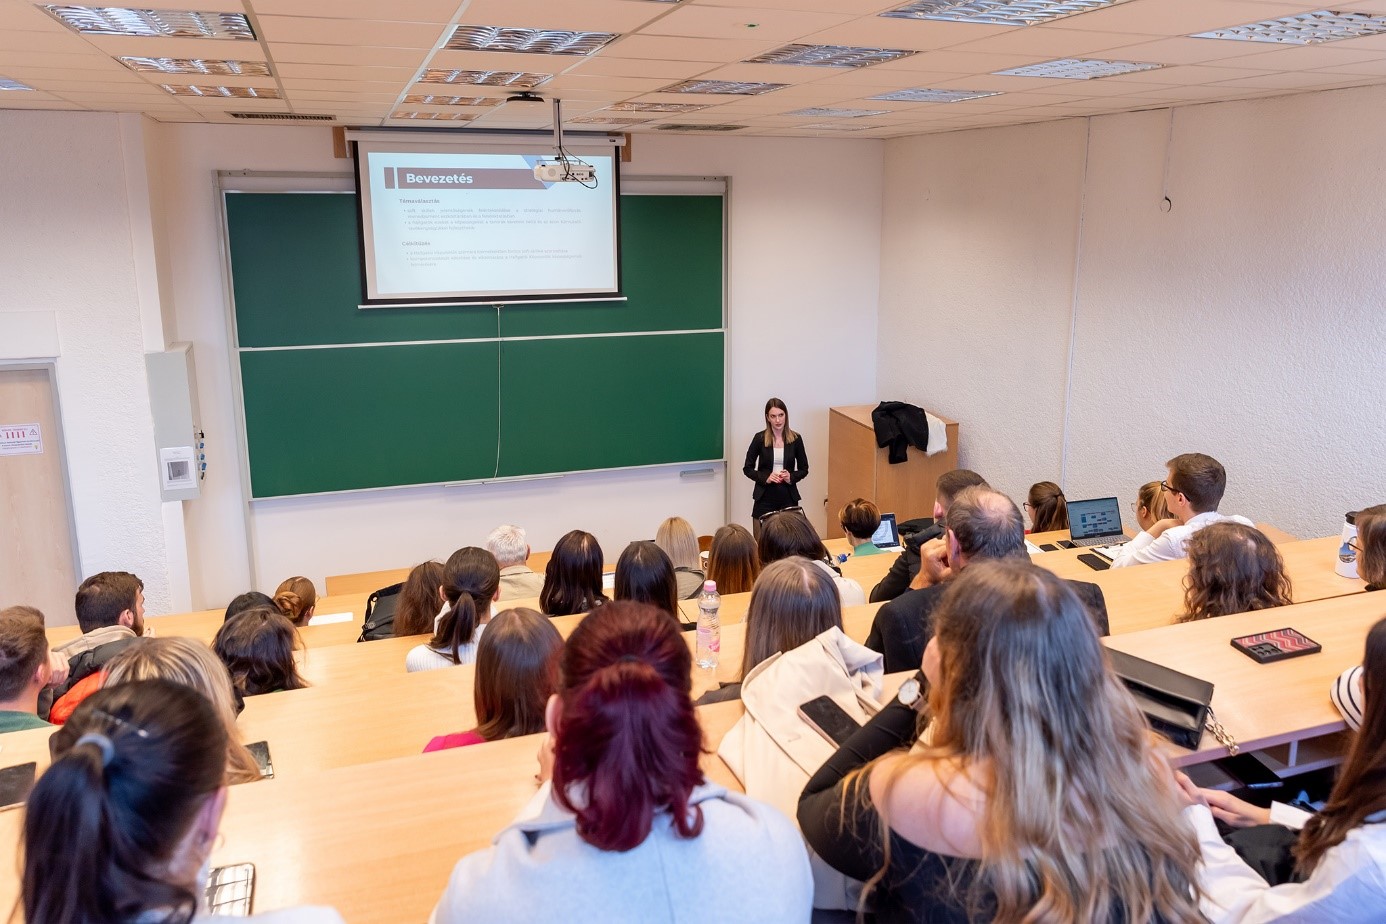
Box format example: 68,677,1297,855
401,94,503,106
787,107,890,117
995,58,1163,79
869,87,1001,102
119,56,269,75
446,25,617,55
799,122,880,131
44,5,255,39
161,84,280,97
569,115,651,125
391,111,476,120
661,79,786,95
419,69,550,88
608,101,708,112
0,77,35,90
746,43,917,68
655,123,747,131
1192,9,1386,44
882,0,1128,26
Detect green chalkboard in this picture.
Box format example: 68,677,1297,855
226,190,724,498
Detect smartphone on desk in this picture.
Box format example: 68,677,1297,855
798,696,861,748
0,762,36,810
1077,553,1111,571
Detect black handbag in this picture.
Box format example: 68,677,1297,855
1107,648,1215,751
358,581,404,642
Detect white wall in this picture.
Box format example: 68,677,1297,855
0,111,172,620
878,85,1386,537
148,125,882,607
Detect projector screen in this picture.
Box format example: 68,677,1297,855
353,139,622,305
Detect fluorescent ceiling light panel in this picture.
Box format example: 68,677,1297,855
446,25,617,55
870,87,1001,102
655,123,747,131
995,57,1162,78
746,43,917,68
882,0,1127,26
402,94,503,106
161,84,279,97
787,106,890,117
44,5,255,38
799,122,880,130
608,101,707,112
0,77,35,90
391,111,475,120
661,79,786,95
569,115,650,124
119,56,269,75
1192,10,1386,45
420,69,550,88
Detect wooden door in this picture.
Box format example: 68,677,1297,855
0,367,79,626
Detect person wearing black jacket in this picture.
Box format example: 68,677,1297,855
869,469,987,603
743,397,809,521
866,486,1109,672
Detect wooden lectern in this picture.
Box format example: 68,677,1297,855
826,405,960,540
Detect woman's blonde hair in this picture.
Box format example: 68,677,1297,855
273,575,316,627
655,516,702,572
863,560,1204,923
1182,522,1293,622
102,636,262,785
1137,480,1169,523
741,557,841,677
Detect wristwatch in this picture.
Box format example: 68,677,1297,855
897,676,924,709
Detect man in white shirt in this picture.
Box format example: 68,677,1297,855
1111,453,1253,568
486,524,547,601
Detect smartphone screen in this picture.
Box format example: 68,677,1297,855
798,696,861,748
0,762,37,810
246,740,274,779
205,863,255,916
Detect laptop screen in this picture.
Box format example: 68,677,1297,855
1067,497,1124,540
871,513,899,548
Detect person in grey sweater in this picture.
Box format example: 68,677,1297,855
430,601,813,923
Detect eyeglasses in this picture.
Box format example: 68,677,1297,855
1022,501,1034,510
1349,538,1364,555
1160,480,1181,496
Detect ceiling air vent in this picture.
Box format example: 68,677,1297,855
655,123,746,132
228,112,335,121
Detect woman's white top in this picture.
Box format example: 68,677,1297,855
772,445,784,471
810,559,866,607
405,623,485,673
1189,803,1386,923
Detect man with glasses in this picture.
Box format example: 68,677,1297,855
1111,453,1253,567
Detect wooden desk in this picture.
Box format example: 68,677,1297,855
325,551,619,597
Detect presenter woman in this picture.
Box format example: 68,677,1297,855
743,398,809,523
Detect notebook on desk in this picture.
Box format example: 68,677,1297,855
872,513,903,552
1067,497,1129,551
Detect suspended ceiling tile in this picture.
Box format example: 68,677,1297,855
874,48,1051,72
248,0,461,20
274,63,417,79
800,17,1012,52
278,76,406,91
455,0,671,33
691,61,841,84
255,16,446,47
545,74,673,91
639,4,856,41
609,34,783,62
82,35,264,58
1104,35,1289,66
0,28,92,52
1311,57,1386,75
569,56,721,79
1220,44,1386,71
425,48,571,74
269,43,427,66
1208,70,1381,89
285,89,401,101
697,0,900,12
1055,0,1322,37
947,25,1154,57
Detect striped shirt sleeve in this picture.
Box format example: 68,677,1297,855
1330,665,1365,731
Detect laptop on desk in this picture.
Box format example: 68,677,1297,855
1066,497,1129,554
871,513,903,553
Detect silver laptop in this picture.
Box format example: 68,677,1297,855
1066,497,1128,549
871,512,903,553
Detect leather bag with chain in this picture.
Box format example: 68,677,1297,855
1107,648,1213,750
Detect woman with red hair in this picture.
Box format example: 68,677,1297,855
430,600,813,922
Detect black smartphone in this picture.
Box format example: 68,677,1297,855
1213,754,1284,791
1058,540,1077,549
204,863,255,916
246,740,274,779
1077,553,1111,571
1039,543,1060,552
798,696,861,748
0,762,37,810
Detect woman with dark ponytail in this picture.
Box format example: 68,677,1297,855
22,678,343,923
406,547,500,672
430,600,813,923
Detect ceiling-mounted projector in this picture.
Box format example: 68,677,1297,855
533,159,595,183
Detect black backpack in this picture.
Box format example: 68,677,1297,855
358,581,404,642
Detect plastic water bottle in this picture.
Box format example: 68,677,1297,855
696,580,720,670
1337,511,1360,579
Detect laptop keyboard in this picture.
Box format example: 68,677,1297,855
1070,534,1126,548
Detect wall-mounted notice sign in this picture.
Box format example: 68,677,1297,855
0,423,42,456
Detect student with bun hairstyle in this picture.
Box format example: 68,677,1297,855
213,607,308,697
613,540,684,628
392,560,447,638
706,523,760,595
1024,481,1068,533
424,608,562,752
22,679,343,924
431,600,813,923
538,530,606,617
407,547,500,672
1180,522,1293,623
272,576,316,627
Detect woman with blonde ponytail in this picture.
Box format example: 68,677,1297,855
405,547,500,672
799,559,1205,923
430,601,814,923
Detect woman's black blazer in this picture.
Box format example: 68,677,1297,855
742,434,809,502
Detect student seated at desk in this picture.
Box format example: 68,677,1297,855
407,548,500,672
656,516,707,600
431,601,813,923
272,576,316,627
47,571,147,715
539,530,607,617
1331,503,1386,730
22,680,344,924
1186,615,1386,921
613,541,687,629
0,605,65,733
392,560,446,638
840,497,884,556
870,469,987,604
1134,480,1171,532
1180,523,1293,623
224,591,273,623
486,524,547,601
697,557,842,705
1024,480,1068,533
424,608,561,752
799,561,1203,923
1111,453,1252,568
758,509,866,606
706,523,760,595
214,607,308,697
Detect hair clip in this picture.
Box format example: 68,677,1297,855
90,708,151,739
74,732,115,767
